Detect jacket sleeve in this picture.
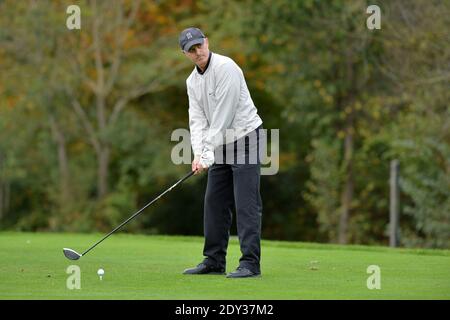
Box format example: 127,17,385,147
187,82,209,157
203,62,241,153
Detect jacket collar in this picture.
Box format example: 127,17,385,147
196,51,212,75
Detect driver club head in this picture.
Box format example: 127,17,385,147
63,248,82,260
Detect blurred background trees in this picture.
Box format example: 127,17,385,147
0,0,448,248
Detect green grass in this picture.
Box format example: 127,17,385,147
0,232,449,299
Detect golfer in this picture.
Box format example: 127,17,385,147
179,27,263,278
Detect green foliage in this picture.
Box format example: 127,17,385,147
389,86,450,248
304,139,342,241
0,0,448,248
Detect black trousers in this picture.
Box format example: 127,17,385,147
202,126,263,273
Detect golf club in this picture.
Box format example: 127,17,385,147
63,170,195,260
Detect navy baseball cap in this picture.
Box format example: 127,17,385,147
179,27,205,52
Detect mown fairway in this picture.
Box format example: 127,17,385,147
0,232,449,299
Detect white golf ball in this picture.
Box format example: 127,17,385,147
97,268,105,276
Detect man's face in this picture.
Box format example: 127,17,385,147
183,38,209,68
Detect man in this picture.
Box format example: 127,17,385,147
179,27,263,278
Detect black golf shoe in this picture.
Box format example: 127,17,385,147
226,267,261,278
182,263,225,275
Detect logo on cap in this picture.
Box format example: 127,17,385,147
179,27,206,51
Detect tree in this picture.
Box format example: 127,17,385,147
378,0,450,247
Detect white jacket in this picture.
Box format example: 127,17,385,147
186,52,263,156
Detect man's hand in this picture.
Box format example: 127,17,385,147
192,150,215,175
199,150,214,168
192,155,207,175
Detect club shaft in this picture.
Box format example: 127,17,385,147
81,170,195,257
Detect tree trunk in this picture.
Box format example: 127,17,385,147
0,152,3,220
5,179,10,215
97,146,110,199
338,35,357,244
339,127,354,244
0,152,9,220
49,116,71,204
93,1,109,199
0,182,3,220
1,180,10,220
